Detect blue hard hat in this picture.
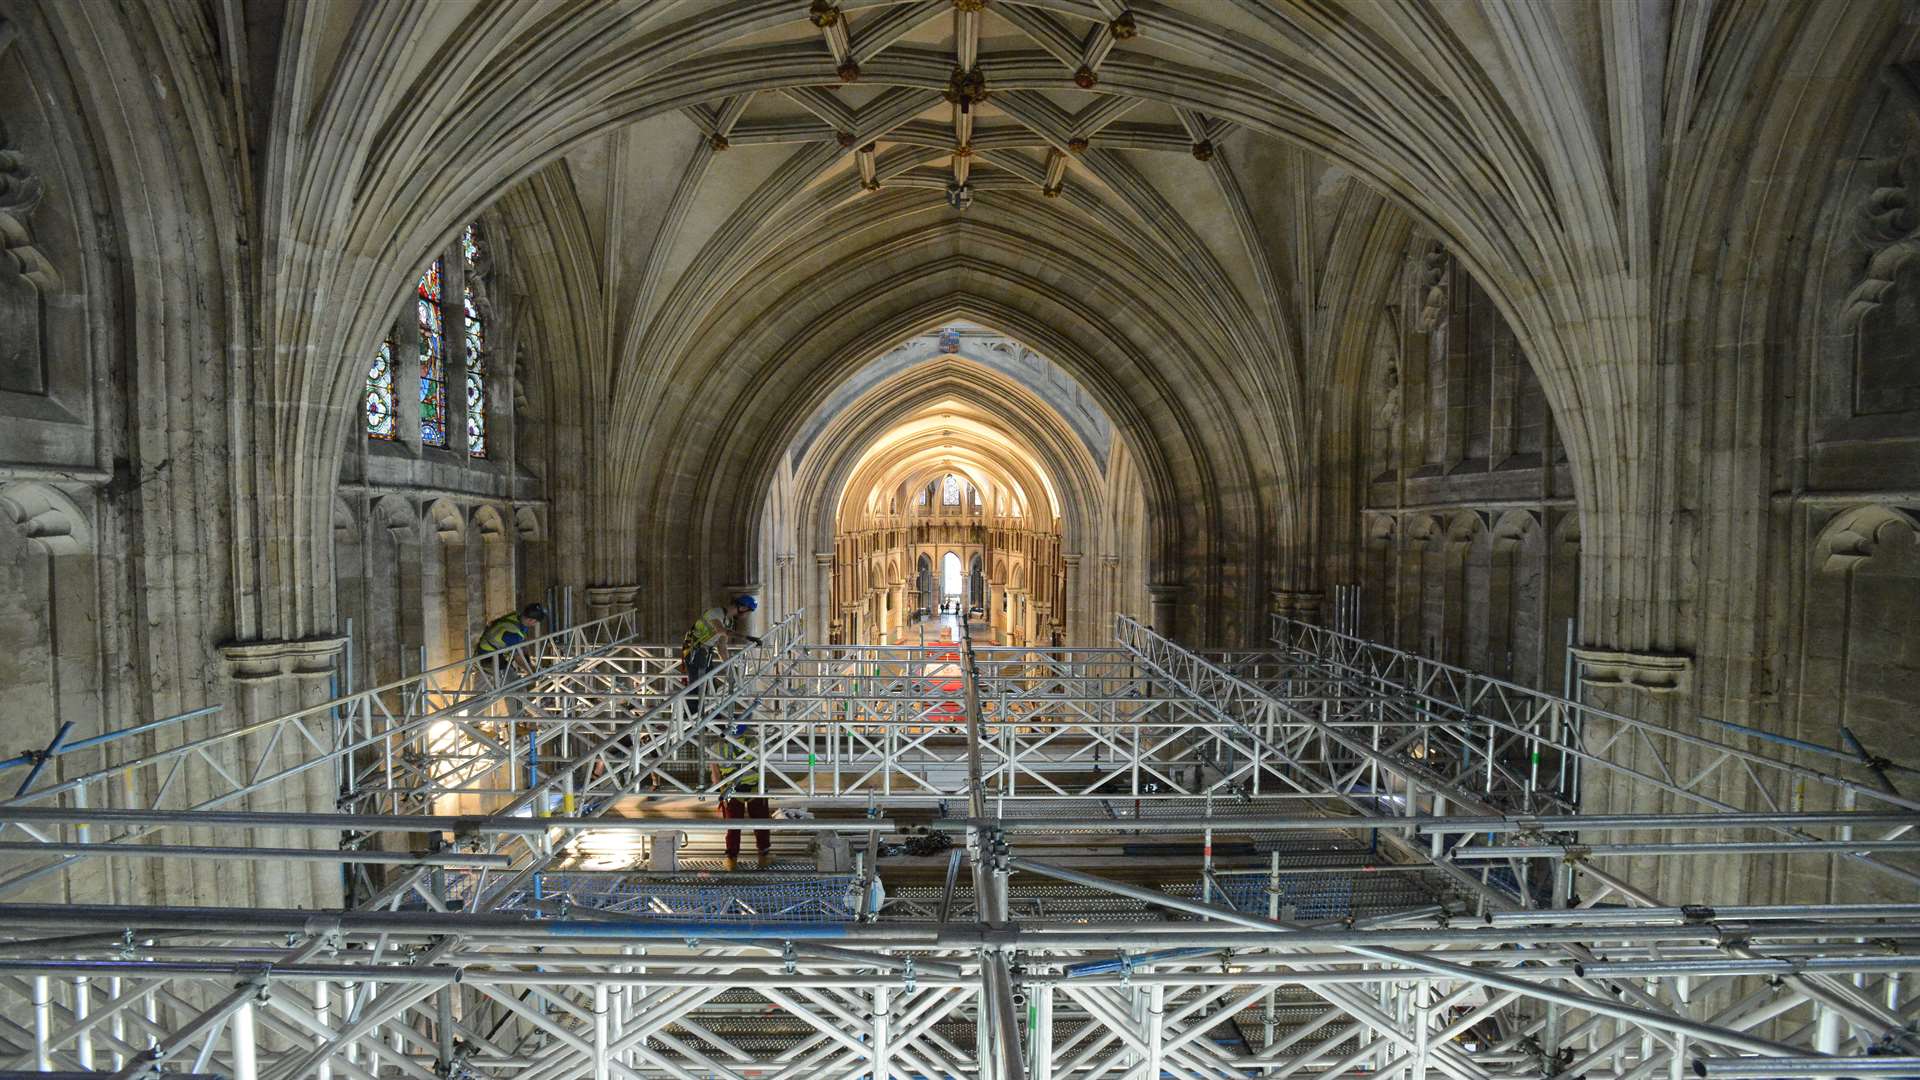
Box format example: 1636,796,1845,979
733,723,748,736
733,594,758,612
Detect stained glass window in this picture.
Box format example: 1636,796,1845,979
942,474,960,505
418,258,447,447
461,224,488,457
464,283,487,457
366,337,397,439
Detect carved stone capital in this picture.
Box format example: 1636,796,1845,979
1571,647,1694,696
585,584,641,612
221,637,348,684
1271,589,1324,621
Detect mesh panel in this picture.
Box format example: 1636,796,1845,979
1201,871,1356,919
440,871,861,922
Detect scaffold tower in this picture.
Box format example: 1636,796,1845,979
0,610,1915,1080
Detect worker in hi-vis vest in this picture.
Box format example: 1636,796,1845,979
475,601,549,675
711,721,771,870
680,594,762,709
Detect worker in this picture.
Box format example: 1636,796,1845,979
476,601,549,675
711,721,771,870
680,594,762,709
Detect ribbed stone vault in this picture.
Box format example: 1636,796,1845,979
9,2,1917,849
208,0,1816,650
7,2,1920,1062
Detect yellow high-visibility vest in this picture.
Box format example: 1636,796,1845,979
682,606,732,655
477,613,528,653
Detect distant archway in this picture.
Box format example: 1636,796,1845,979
773,325,1149,646
942,552,963,606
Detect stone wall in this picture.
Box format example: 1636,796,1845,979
1319,241,1580,694
331,216,558,688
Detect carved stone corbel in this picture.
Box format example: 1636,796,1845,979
221,637,350,684
1570,647,1693,696
585,584,642,613
1271,589,1323,623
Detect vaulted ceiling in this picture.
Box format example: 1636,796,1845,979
52,0,1874,644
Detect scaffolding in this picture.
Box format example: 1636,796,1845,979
0,609,1915,1079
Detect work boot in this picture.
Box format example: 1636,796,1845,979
757,851,772,870
724,855,738,872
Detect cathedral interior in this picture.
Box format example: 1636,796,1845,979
0,1,1918,1078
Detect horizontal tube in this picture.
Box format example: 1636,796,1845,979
0,903,938,944
935,810,1920,835
1693,1056,1920,1077
0,840,510,867
8,903,1920,953
1452,840,1920,859
1062,946,1221,977
0,806,899,834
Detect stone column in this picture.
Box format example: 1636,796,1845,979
1061,554,1081,644
775,553,796,617
1101,553,1120,624
814,552,834,637
1147,583,1183,639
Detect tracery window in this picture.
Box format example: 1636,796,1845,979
462,224,487,458
417,257,448,447
942,474,961,506
367,221,512,452
365,337,398,440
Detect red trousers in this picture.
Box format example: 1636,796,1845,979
720,796,771,859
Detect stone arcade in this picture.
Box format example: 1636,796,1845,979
0,2,1917,1079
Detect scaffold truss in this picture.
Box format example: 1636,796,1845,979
0,610,1915,1080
